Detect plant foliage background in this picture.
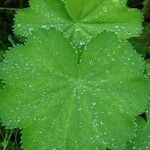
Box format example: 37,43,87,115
0,0,150,150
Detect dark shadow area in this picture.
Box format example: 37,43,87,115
0,1,28,150
0,121,22,150
0,0,29,8
127,0,145,9
139,112,147,122
106,148,112,150
0,0,28,50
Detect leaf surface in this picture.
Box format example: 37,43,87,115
0,30,149,150
14,0,143,48
126,115,150,150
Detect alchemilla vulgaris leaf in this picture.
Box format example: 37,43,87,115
14,0,143,48
126,115,150,150
0,29,149,150
131,120,150,150
146,59,150,76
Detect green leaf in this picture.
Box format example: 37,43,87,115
0,30,149,150
14,0,72,37
125,116,146,150
146,59,150,76
14,0,143,48
126,115,150,150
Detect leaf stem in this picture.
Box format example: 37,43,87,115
0,7,21,11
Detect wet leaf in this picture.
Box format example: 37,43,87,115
14,0,143,48
126,116,150,150
0,30,149,149
146,59,150,76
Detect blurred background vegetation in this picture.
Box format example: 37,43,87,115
0,1,28,149
0,0,150,149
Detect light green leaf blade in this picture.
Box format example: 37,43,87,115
146,59,150,76
14,0,143,48
125,116,146,150
133,120,150,150
0,30,149,150
14,0,72,36
65,0,104,21
126,116,150,150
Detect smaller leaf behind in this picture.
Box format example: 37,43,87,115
125,115,150,150
14,0,143,48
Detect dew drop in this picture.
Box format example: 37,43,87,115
102,7,108,13
17,23,21,27
92,102,97,106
